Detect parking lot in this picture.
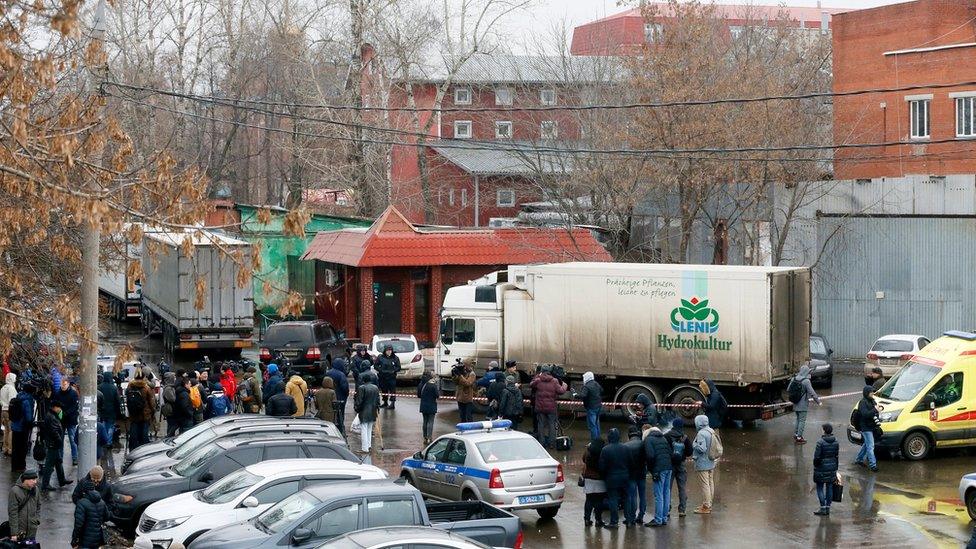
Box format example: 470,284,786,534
5,322,972,547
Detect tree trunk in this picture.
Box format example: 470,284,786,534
349,0,371,216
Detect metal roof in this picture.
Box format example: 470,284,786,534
429,141,575,176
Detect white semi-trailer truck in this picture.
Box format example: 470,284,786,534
436,262,811,421
140,230,254,356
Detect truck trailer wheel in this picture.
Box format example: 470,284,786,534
668,385,706,421
615,383,662,417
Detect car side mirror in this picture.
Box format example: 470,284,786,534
292,528,313,545
241,496,259,508
199,472,214,484
930,400,937,410
413,451,423,460
337,330,347,341
828,349,834,356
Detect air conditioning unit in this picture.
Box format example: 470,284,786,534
324,269,339,287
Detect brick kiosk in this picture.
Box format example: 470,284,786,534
301,206,611,345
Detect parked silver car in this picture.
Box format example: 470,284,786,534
400,420,565,519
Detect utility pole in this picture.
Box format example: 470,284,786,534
78,0,107,479
349,0,370,216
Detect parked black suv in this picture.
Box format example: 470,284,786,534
110,435,358,531
259,321,347,375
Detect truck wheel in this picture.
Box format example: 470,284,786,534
901,431,931,460
668,385,706,421
537,506,559,520
616,383,661,417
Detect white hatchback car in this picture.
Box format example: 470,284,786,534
369,334,426,380
134,459,387,549
960,472,976,520
865,334,930,377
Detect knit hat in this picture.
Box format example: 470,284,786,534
672,417,685,430
506,375,516,384
20,469,38,480
267,364,279,374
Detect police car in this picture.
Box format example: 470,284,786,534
400,420,565,519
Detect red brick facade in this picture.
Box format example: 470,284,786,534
833,0,976,179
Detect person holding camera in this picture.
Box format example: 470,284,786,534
453,359,476,423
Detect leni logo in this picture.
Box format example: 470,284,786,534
670,296,719,334
658,272,733,352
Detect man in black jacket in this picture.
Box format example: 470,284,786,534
643,425,673,527
72,465,111,505
266,391,298,417
485,372,506,420
39,400,71,491
375,346,401,410
854,385,880,472
172,378,195,434
97,371,122,455
72,489,110,548
665,418,693,518
578,371,603,440
624,426,647,525
598,428,633,528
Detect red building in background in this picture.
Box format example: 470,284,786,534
832,0,976,179
301,206,611,344
570,2,846,56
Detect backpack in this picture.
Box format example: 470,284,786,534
7,395,24,422
850,407,861,431
207,394,230,417
189,385,203,410
125,387,146,419
787,379,804,404
707,428,724,460
236,379,253,402
671,436,686,461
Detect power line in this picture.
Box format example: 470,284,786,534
104,78,976,114
106,88,976,160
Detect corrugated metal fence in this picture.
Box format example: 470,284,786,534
815,217,976,358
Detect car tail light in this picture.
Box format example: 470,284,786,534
514,530,523,549
866,353,878,360
556,464,564,483
488,468,504,489
306,347,322,360
413,354,422,363
259,348,271,361
901,353,914,360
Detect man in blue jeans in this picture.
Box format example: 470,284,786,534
643,423,674,526
578,371,603,440
97,371,122,457
56,378,80,465
854,385,880,472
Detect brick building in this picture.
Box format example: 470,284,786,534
380,54,616,226
833,0,976,179
300,206,611,344
570,2,845,56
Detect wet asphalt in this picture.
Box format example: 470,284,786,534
3,321,975,548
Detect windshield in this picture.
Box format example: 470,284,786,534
172,421,214,446
872,339,914,353
477,438,551,463
375,339,415,354
264,325,312,347
810,337,828,356
876,362,940,401
170,428,217,460
256,491,320,533
200,469,263,505
172,443,221,477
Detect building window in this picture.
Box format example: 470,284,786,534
461,188,467,207
454,86,472,105
497,189,516,207
449,188,455,206
644,22,663,42
414,283,429,335
541,121,558,139
908,97,930,139
495,121,512,139
454,120,472,139
540,88,557,106
957,96,976,137
495,87,513,106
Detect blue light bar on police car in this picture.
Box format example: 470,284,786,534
456,419,512,432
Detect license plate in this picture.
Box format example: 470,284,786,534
881,359,898,365
280,350,301,357
518,495,546,505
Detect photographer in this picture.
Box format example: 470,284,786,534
453,359,476,423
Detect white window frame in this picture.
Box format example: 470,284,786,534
497,189,516,207
454,86,472,105
449,188,455,206
905,94,931,139
540,120,558,139
644,22,663,42
540,88,557,106
454,120,472,139
952,91,976,137
495,121,513,139
461,188,467,207
495,87,513,106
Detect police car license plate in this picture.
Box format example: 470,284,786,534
518,495,546,505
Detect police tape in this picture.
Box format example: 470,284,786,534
362,388,864,410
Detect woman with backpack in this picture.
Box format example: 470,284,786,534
813,423,840,516
417,370,439,446
692,414,718,514
665,418,693,517
125,368,155,450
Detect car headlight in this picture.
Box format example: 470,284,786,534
879,410,901,423
114,493,134,504
152,516,190,531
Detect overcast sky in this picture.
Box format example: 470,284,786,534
506,0,910,52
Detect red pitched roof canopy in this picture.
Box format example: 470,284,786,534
302,206,612,267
